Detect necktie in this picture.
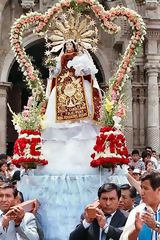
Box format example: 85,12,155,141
100,214,111,240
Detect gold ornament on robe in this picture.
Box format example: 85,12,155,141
56,70,89,121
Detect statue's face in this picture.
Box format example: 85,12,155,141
66,41,74,51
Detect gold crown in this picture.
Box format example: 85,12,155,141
43,9,99,53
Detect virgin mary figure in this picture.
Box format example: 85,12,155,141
41,14,102,175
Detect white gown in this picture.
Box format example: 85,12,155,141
18,52,128,240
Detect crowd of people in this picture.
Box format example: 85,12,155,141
0,154,43,239
0,146,160,239
69,146,160,240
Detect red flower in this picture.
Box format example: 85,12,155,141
90,127,129,168
12,130,48,168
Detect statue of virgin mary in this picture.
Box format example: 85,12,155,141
41,12,102,175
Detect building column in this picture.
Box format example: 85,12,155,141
0,82,11,153
124,78,133,153
139,98,145,146
0,11,2,45
146,67,159,151
133,98,138,147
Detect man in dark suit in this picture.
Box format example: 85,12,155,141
69,183,128,240
119,184,137,212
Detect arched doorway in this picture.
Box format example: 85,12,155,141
7,39,104,155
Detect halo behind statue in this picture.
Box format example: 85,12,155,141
42,11,99,54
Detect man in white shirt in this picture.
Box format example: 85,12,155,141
0,183,39,240
120,172,160,240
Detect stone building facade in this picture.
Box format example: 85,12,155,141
0,0,160,155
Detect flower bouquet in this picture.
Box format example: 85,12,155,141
90,94,129,170
8,96,48,168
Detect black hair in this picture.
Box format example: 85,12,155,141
145,146,152,153
120,184,137,198
17,191,24,203
12,170,21,182
98,183,121,199
0,154,7,161
0,183,18,198
63,41,77,53
132,149,139,155
128,165,134,171
141,150,149,160
141,172,160,190
0,161,7,169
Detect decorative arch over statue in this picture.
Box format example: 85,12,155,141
0,34,43,83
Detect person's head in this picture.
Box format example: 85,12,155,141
98,183,121,214
0,161,7,173
132,168,141,181
131,149,140,162
7,161,15,171
141,172,160,210
141,150,151,162
127,166,134,176
0,183,18,213
63,40,77,53
145,160,155,173
145,146,153,155
119,184,136,211
0,154,7,162
152,150,157,158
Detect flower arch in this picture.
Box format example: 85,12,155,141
9,0,146,168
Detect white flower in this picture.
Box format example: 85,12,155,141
113,116,121,130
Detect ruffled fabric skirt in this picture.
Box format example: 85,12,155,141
18,168,128,240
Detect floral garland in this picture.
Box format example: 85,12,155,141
10,12,46,102
10,0,146,168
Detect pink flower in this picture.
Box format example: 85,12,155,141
29,17,35,22
44,18,49,23
14,29,20,33
116,103,126,118
25,63,30,68
22,110,29,117
39,22,45,29
130,44,136,49
35,16,41,21
30,76,36,81
27,96,33,108
76,0,84,4
16,23,22,28
111,91,117,102
86,0,94,5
